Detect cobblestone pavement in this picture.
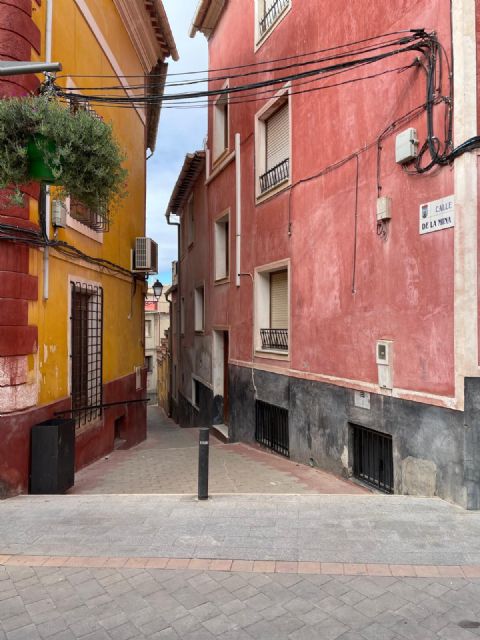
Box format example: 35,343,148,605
70,407,368,495
1,563,480,639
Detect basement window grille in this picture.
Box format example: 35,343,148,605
352,424,393,493
255,400,289,457
71,282,103,428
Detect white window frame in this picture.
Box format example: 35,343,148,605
214,209,230,282
212,81,230,164
254,259,290,358
254,0,292,50
194,284,205,333
255,86,291,203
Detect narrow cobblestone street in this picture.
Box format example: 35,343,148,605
70,407,368,495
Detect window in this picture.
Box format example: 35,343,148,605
194,285,205,332
145,320,152,338
71,282,103,427
255,263,289,353
214,212,230,281
192,377,201,408
256,0,291,44
213,92,229,161
180,297,185,335
256,95,290,199
187,195,195,246
145,355,153,372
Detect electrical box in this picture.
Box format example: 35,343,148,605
395,128,418,164
376,340,393,390
51,200,67,228
376,196,392,221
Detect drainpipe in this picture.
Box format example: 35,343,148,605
235,133,241,287
43,0,53,300
166,211,180,417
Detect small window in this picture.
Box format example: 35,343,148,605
180,297,185,335
187,195,195,246
255,264,289,352
192,377,201,408
145,320,152,338
256,96,290,199
213,93,229,161
256,0,291,43
145,355,153,372
215,213,230,281
194,286,205,332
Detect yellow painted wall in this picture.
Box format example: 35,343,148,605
29,0,149,406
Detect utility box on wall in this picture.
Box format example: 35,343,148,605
30,418,75,494
376,340,393,390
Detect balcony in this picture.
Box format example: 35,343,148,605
259,0,290,37
260,328,288,350
259,158,289,194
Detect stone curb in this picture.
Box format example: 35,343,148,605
1,555,479,578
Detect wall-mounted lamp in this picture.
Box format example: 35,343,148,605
152,279,163,300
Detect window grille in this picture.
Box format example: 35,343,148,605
69,199,109,232
352,424,394,493
259,0,290,36
255,400,289,457
71,282,103,428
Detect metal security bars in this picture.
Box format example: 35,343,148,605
259,0,290,36
260,328,288,350
69,200,109,232
259,158,289,193
71,282,103,427
352,424,394,493
255,400,289,457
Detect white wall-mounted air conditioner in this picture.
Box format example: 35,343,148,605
131,237,158,273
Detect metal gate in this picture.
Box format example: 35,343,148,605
255,400,289,457
352,424,393,493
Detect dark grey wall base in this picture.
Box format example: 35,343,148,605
177,384,213,430
229,365,479,509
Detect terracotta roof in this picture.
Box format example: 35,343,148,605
144,0,179,61
190,0,226,39
165,152,206,217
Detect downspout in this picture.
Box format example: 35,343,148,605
166,211,180,417
43,0,53,300
235,133,241,287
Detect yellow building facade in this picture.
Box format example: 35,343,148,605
0,0,177,495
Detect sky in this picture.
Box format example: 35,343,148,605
146,0,207,286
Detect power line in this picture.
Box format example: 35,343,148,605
57,29,425,80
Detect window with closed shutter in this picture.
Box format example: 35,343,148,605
270,270,288,329
266,103,289,170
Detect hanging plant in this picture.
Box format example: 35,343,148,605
0,96,127,220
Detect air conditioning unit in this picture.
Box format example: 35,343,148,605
132,237,158,273
172,260,178,286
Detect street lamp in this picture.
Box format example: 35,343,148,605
152,279,163,300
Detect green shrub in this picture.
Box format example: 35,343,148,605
0,96,127,219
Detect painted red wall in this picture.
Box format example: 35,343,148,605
204,0,455,398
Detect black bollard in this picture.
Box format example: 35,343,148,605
198,427,210,500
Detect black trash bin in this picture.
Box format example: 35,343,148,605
30,418,75,494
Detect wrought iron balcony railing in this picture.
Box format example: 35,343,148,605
259,158,289,194
259,0,290,36
260,328,288,350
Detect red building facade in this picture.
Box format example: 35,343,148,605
170,0,480,508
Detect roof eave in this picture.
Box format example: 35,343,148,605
189,0,226,39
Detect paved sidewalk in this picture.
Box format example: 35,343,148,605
70,407,367,495
2,494,480,638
